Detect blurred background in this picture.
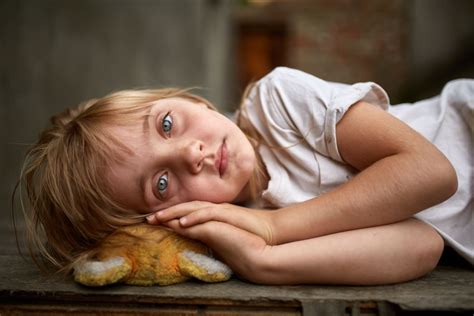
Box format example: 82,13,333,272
1,0,474,248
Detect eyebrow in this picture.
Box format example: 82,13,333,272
142,107,152,135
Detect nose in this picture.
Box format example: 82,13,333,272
177,139,204,174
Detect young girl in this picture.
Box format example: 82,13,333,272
18,67,473,285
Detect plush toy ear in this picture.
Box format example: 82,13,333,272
178,250,232,283
74,256,132,287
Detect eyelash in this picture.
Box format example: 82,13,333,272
161,111,173,137
156,172,169,199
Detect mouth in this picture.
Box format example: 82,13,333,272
216,139,228,178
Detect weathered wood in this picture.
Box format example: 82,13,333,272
1,254,473,315
0,304,301,316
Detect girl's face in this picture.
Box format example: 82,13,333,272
105,97,256,213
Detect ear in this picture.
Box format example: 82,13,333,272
73,256,132,287
178,250,232,283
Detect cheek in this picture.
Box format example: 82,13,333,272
182,177,236,203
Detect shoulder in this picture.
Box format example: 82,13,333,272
261,66,314,80
257,67,330,91
247,67,334,109
241,68,336,142
245,67,389,114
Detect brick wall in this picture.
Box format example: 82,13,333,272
236,0,474,104
287,1,409,102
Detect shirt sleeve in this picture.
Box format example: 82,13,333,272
244,67,390,163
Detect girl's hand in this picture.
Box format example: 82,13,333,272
163,219,270,282
146,201,276,245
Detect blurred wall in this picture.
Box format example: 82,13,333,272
287,1,410,102
1,0,232,225
234,0,474,104
408,0,474,100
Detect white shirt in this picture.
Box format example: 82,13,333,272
242,67,473,265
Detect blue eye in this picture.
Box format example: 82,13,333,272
162,112,173,136
156,173,168,197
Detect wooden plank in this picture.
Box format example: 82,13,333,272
0,304,301,316
0,304,199,316
1,254,473,313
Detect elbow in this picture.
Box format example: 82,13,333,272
421,150,458,205
395,220,444,283
446,164,458,198
422,229,444,272
406,233,444,282
414,144,458,204
436,157,458,201
413,224,444,278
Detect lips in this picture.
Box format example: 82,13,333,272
216,140,228,177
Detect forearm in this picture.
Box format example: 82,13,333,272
249,218,443,285
272,151,457,244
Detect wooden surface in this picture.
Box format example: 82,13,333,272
2,207,473,315
1,252,473,315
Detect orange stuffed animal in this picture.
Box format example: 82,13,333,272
73,224,232,286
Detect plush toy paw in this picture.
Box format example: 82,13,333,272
74,256,132,286
73,224,232,286
179,250,232,283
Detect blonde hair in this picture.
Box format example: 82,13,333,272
14,88,217,274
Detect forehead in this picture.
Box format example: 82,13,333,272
151,96,209,112
104,96,191,135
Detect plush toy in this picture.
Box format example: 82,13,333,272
73,224,232,286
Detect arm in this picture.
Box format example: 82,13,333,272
165,217,444,285
270,101,457,244
249,218,444,285
149,101,457,245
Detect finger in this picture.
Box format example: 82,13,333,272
178,207,220,227
162,219,209,241
161,219,203,240
177,203,239,227
146,213,160,224
146,205,192,224
161,219,181,231
147,201,213,223
178,221,221,241
181,204,244,228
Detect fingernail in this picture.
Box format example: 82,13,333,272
179,217,187,225
146,215,155,222
157,211,164,217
